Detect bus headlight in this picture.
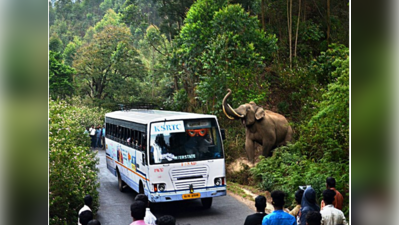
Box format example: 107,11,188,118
214,177,224,186
158,183,166,192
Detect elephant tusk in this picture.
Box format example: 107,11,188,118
228,104,244,118
222,104,235,120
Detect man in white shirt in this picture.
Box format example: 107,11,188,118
320,190,347,225
78,195,93,225
134,194,157,225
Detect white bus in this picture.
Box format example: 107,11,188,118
104,110,226,208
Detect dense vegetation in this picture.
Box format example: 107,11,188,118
49,0,349,222
49,99,108,224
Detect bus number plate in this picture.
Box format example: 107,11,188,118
182,193,201,199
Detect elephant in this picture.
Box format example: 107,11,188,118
222,89,292,163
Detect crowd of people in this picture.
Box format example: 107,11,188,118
77,194,176,225
84,125,106,149
244,177,347,225
78,177,346,225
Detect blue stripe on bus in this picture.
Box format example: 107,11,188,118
136,169,146,177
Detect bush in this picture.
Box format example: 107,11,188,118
49,99,107,225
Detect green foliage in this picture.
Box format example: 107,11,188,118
49,51,75,100
251,146,349,215
49,33,64,53
63,36,82,66
49,99,107,224
74,10,146,105
310,43,349,85
302,56,349,160
164,88,188,111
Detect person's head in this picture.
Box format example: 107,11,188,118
254,195,267,212
302,186,317,205
326,177,336,188
84,195,93,207
322,189,336,205
79,210,93,225
270,190,285,209
306,211,322,225
130,200,146,221
91,125,94,128
295,189,304,205
156,215,176,225
87,219,101,225
134,194,149,206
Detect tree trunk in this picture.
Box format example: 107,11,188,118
294,0,301,58
327,0,330,44
261,0,266,31
287,0,293,68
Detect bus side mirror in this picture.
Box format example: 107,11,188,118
221,129,226,140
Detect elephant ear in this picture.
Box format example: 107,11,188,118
255,106,265,120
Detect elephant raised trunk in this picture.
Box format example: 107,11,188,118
222,89,244,120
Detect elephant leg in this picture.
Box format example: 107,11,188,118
262,143,273,158
245,139,255,164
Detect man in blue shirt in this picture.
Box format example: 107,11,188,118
262,190,297,225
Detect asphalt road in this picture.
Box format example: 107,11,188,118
95,148,255,225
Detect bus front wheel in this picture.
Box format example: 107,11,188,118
117,171,125,192
201,198,213,209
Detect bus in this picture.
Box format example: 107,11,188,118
104,109,226,208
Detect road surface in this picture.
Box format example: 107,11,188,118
95,148,254,225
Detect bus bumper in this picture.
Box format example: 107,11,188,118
149,186,227,203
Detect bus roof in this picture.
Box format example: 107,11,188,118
105,110,217,124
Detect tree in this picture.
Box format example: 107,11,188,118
73,10,146,105
49,51,75,99
197,4,277,113
49,33,64,53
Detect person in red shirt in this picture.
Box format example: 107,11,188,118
320,177,344,210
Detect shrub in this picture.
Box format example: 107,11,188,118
49,99,107,225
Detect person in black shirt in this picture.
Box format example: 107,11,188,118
244,195,268,225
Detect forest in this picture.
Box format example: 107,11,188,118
49,0,349,224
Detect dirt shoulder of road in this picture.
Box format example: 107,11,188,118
227,183,274,214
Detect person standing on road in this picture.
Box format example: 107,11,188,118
320,190,347,225
89,125,96,148
300,186,319,225
305,211,321,225
102,125,106,150
135,194,157,225
130,200,147,225
244,195,268,225
320,177,344,210
79,210,93,225
78,195,93,225
96,125,102,149
289,189,304,224
262,190,297,225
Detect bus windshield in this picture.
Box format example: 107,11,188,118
149,119,223,164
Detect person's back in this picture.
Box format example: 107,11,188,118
78,195,92,225
130,200,147,225
320,177,343,210
320,190,347,225
306,211,321,225
135,194,157,225
244,195,267,225
262,190,296,225
289,189,304,224
79,210,93,225
300,187,320,225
